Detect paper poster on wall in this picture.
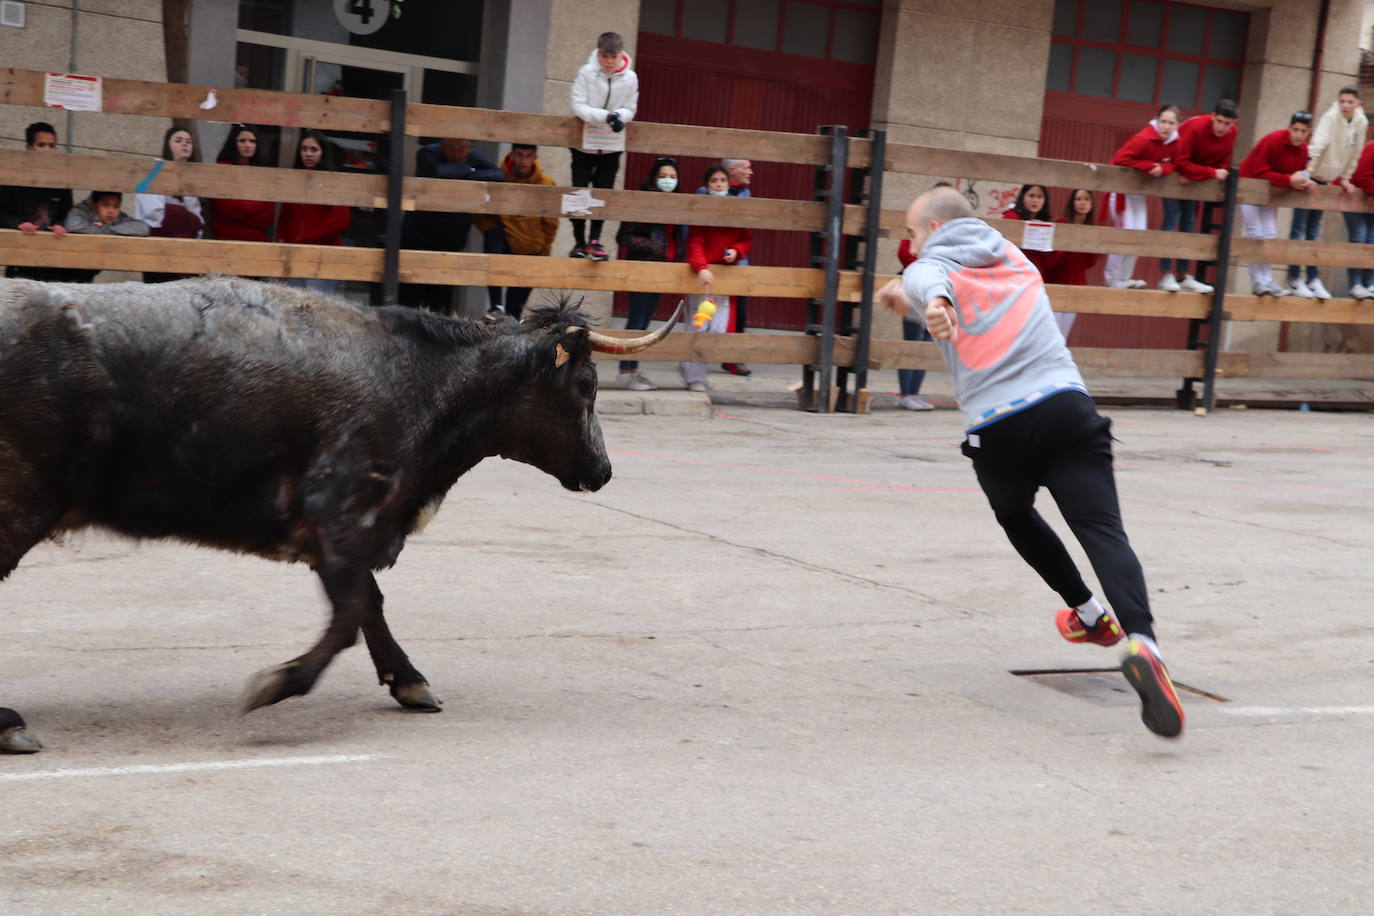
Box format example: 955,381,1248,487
1021,220,1056,252
44,73,103,112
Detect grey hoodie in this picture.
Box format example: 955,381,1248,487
902,217,1085,430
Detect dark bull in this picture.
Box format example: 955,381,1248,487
0,278,683,753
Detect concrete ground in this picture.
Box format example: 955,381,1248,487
4,363,1373,915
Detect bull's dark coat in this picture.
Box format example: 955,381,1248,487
0,277,617,752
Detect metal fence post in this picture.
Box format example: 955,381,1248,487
848,128,885,410
1200,169,1239,413
383,87,407,307
801,125,849,412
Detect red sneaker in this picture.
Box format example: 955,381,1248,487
1122,637,1185,739
1055,607,1124,646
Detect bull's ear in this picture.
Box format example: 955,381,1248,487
550,325,591,369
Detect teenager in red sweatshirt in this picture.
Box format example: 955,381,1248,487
1239,112,1316,296
211,124,274,242
279,130,351,293
680,164,752,392
1163,99,1240,294
1001,184,1062,279
1105,105,1180,289
1343,139,1374,298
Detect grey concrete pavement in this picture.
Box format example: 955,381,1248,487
4,394,1373,914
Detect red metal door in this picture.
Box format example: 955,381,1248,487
621,33,875,330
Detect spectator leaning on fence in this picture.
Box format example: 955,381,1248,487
610,156,688,391
1239,111,1315,298
1170,99,1239,295
696,158,755,375
681,164,752,393
64,191,150,237
1002,184,1060,280
1342,138,1374,300
1105,104,1180,290
279,129,352,294
0,121,94,283
1286,86,1368,300
1042,189,1100,341
473,143,559,320
136,125,205,283
211,124,274,243
569,31,639,261
400,137,504,313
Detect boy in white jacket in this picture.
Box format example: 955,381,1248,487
1287,86,1368,299
568,31,639,261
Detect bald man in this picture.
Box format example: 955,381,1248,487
878,187,1184,739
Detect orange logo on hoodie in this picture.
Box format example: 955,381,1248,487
947,242,1043,370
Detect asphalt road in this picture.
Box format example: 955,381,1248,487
5,397,1372,915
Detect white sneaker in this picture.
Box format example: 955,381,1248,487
1289,279,1315,298
1127,278,1147,289
1158,273,1181,292
1252,283,1273,297
686,381,708,393
1178,275,1214,294
627,372,657,392
1307,278,1332,300
1109,279,1136,290
897,395,934,411
1267,283,1291,297
1350,284,1372,300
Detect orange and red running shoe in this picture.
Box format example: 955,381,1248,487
1055,607,1124,646
1122,637,1185,739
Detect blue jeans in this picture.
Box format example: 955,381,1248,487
620,289,662,372
1159,198,1196,275
1343,211,1374,290
899,319,931,396
1287,208,1323,282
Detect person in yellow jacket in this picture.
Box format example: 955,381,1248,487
476,144,559,318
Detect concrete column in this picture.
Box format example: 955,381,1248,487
187,0,240,167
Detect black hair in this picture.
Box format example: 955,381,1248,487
25,122,56,146
1156,104,1181,121
1062,189,1095,225
510,143,538,152
1011,184,1052,221
159,125,199,162
293,129,337,171
91,191,122,205
703,163,729,186
637,156,679,191
1291,111,1314,126
1340,85,1361,99
216,124,267,166
1213,99,1239,119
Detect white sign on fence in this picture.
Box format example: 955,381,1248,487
44,73,102,112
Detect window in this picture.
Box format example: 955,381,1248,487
1047,0,1247,108
641,0,879,65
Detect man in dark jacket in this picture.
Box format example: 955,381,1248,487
400,137,504,313
0,122,94,282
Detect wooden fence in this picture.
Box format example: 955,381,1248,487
3,67,1374,413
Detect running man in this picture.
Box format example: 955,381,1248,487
877,186,1184,739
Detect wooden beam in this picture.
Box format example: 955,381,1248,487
1236,351,1374,379
1235,180,1374,213
1222,292,1374,325
1232,237,1374,269
883,144,1225,202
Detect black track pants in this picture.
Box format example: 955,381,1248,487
961,391,1154,640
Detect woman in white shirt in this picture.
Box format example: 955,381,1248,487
135,125,204,282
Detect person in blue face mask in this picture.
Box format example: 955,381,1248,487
609,157,688,391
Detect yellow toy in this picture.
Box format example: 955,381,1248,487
692,298,717,329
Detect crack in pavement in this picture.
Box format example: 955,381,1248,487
573,497,974,619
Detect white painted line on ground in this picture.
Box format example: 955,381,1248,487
1221,706,1374,718
0,753,381,782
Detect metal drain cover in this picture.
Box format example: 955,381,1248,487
1011,667,1227,706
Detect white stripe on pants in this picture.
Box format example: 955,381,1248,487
1104,193,1147,286
680,293,731,384
1241,203,1277,288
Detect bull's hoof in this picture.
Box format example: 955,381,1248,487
241,662,314,714
1,710,41,753
391,681,443,712
1,725,42,754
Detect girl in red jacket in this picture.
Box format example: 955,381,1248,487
1002,184,1061,279
1105,105,1180,289
680,165,752,392
1239,112,1316,296
1344,139,1374,298
1043,189,1101,341
280,130,351,294
210,124,274,243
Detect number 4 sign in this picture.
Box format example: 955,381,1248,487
334,0,391,35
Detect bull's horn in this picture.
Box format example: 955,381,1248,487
584,299,686,354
